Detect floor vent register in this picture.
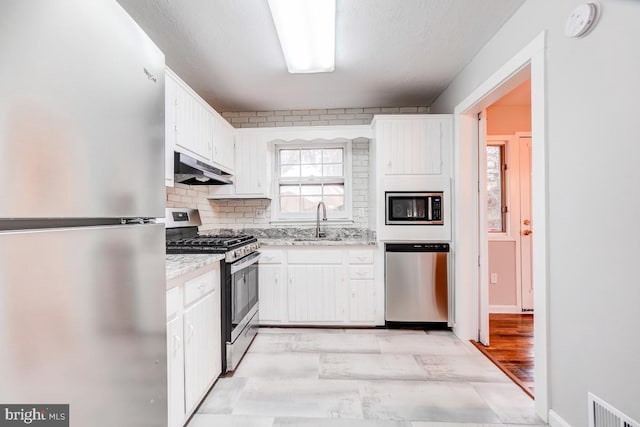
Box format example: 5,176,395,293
589,393,638,427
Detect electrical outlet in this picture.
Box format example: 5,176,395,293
255,208,266,219
490,273,498,284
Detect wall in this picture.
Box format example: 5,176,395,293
166,138,370,231
486,105,531,135
221,106,428,128
488,241,518,306
431,0,640,425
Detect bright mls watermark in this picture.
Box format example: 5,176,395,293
0,405,68,426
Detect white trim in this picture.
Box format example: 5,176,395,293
452,31,548,421
488,304,522,314
549,410,572,427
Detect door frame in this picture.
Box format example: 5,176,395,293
485,134,525,314
451,31,548,420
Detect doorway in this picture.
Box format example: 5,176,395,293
476,79,535,397
452,32,548,420
484,81,532,315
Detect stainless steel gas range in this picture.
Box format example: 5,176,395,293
165,208,260,373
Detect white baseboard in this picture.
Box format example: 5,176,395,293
489,304,522,314
549,410,572,427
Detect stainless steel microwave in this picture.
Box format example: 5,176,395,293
385,192,444,225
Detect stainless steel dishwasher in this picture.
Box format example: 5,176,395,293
385,243,450,323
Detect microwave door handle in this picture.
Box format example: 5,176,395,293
428,197,432,221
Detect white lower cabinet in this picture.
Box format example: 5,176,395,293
288,265,346,322
166,261,221,427
348,280,376,322
184,291,220,414
258,264,287,323
258,247,379,326
167,314,184,427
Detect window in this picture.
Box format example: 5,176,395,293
487,144,507,232
274,143,351,221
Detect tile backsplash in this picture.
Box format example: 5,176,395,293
166,138,370,231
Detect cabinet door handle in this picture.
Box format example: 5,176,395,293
187,324,195,343
173,335,182,356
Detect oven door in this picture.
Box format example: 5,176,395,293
229,252,260,342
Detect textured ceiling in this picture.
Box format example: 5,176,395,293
117,0,525,112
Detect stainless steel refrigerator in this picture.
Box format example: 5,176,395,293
0,1,167,426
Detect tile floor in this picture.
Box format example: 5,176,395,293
190,328,546,427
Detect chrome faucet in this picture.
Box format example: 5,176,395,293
316,201,327,238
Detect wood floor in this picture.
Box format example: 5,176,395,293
472,313,534,398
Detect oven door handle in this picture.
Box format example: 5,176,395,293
230,252,261,274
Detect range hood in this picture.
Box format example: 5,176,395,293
174,152,233,185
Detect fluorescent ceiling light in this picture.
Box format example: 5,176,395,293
267,0,336,73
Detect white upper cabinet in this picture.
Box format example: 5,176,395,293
209,132,272,199
175,82,212,163
234,134,270,196
212,117,235,173
375,115,452,176
165,70,178,187
165,68,235,182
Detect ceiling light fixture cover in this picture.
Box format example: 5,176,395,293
267,0,336,73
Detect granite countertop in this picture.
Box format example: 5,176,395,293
166,254,225,281
197,226,378,247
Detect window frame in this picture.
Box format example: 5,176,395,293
271,141,353,223
486,141,509,234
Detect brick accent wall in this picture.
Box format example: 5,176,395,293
221,106,429,128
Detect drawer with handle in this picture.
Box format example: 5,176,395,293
260,250,284,264
348,250,374,264
166,286,183,319
184,270,217,306
349,265,375,280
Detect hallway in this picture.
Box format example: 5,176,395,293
473,314,534,397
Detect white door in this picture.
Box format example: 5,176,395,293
288,265,346,322
478,111,490,345
183,292,219,414
258,264,288,323
519,136,534,310
167,315,185,427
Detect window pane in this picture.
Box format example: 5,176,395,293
323,164,343,177
323,196,344,211
323,185,344,196
281,165,300,177
280,150,300,165
301,195,321,212
486,145,505,232
301,149,322,164
280,196,300,213
300,185,322,196
301,164,322,177
322,148,343,163
280,185,300,196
